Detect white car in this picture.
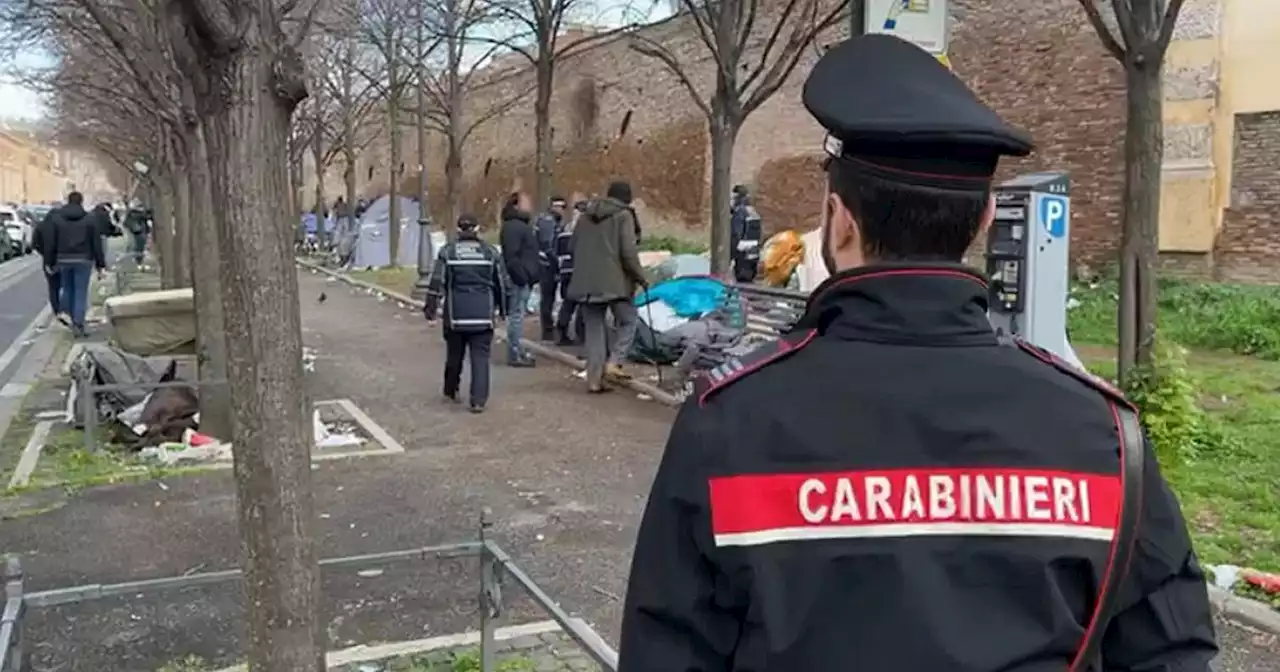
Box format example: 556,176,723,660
0,207,31,257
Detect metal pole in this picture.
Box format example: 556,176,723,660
478,508,498,672
410,215,435,302
850,0,867,37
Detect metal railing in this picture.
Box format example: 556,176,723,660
0,509,617,672
727,282,807,341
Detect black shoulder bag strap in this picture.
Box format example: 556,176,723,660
1071,405,1147,671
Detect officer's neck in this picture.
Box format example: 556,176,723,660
802,262,996,346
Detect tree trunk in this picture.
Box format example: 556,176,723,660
707,106,740,276
387,97,402,266
184,123,233,441
201,49,325,671
152,179,177,287
415,2,431,224
312,96,327,240
341,35,358,220
445,140,462,241
533,53,555,209
169,170,193,288
1117,60,1163,385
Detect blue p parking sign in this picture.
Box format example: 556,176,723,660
1037,194,1068,239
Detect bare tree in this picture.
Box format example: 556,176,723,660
1077,0,1187,384
630,0,848,273
316,15,383,217
417,0,531,236
479,0,635,207
360,0,416,265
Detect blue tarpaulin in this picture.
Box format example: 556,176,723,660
636,276,728,318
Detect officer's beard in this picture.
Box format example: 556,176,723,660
820,193,838,275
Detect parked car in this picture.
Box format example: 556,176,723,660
0,206,30,257
0,226,13,262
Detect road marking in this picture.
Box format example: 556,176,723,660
0,382,31,398
0,305,51,383
8,420,52,489
0,257,39,294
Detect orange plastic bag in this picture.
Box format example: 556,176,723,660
760,230,804,287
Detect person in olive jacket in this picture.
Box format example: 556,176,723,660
499,191,540,367
567,181,648,392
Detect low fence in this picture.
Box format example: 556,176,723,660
728,282,807,341
0,510,617,672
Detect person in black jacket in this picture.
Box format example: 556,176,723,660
30,205,63,322
618,34,1216,672
424,214,508,413
46,192,106,337
534,195,567,341
498,191,539,367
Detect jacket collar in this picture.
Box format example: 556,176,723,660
795,263,997,346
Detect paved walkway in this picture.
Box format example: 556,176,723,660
2,268,674,670
0,267,1276,670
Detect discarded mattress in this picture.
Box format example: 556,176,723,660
631,276,747,366
104,288,197,356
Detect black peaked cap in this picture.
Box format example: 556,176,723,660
803,34,1034,191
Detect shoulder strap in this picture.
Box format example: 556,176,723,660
1071,404,1146,671
695,329,817,407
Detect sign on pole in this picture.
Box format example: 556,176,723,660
864,0,948,56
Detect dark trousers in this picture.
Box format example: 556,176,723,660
58,262,93,330
444,328,493,406
555,276,582,342
44,267,62,314
131,231,147,264
538,267,558,336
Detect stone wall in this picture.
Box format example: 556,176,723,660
1216,110,1280,283
404,0,1130,263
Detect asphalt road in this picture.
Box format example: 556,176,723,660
0,254,50,385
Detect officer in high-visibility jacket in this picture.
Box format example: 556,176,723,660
617,34,1217,672
423,214,508,413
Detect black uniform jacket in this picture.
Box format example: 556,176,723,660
618,264,1217,672
423,236,507,332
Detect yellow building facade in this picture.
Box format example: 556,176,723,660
0,131,68,205
1161,0,1280,262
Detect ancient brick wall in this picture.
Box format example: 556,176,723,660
434,0,1128,262
1216,111,1280,283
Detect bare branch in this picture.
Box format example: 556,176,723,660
1077,0,1127,61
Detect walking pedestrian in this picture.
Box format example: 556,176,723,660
45,192,105,337
553,199,586,346
617,34,1217,672
535,195,567,341
566,181,648,393
423,214,508,413
30,204,63,324
499,191,540,367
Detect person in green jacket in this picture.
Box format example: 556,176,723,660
566,181,649,393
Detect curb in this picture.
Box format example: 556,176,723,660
297,259,683,408
295,260,1280,633
1206,584,1280,634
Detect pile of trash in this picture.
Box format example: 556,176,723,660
67,343,364,464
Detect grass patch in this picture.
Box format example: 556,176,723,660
1080,347,1280,572
349,267,419,297
335,648,537,672
4,425,208,496
1069,278,1280,359
157,655,213,672
639,235,707,255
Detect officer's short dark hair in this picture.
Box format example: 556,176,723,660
66,191,84,205
606,181,632,205
827,160,987,262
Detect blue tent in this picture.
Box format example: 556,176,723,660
352,195,422,267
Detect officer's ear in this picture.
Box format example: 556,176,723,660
826,191,860,256
977,192,996,241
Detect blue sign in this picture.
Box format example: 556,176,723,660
1037,194,1068,239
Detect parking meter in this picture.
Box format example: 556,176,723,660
985,172,1083,367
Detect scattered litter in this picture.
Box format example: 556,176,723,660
356,663,382,672
573,370,586,380
535,534,545,542
591,585,621,602
325,276,338,283
637,393,652,401
1208,564,1241,590
356,568,384,578
157,481,169,491
302,347,318,373
140,440,233,465
320,513,331,519
184,429,216,447
313,409,363,449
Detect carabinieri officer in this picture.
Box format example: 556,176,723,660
616,34,1217,672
